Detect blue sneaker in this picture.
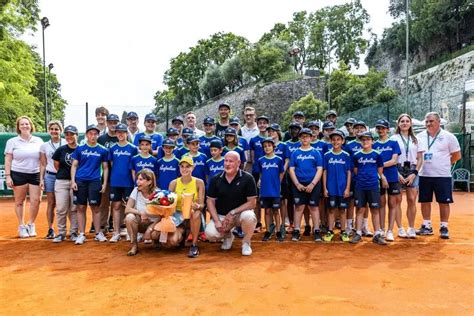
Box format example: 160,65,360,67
416,225,434,236
440,227,449,239
233,226,244,238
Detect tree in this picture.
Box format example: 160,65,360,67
199,63,226,99
338,84,372,113
280,92,328,130
220,56,244,92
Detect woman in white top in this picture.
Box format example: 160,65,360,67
4,116,44,238
390,114,425,238
40,120,66,239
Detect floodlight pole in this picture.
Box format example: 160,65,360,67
41,17,50,130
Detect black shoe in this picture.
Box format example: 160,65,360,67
416,225,434,236
303,225,311,236
440,226,449,239
276,231,285,242
89,224,96,234
350,234,362,244
335,219,342,230
188,245,199,258
232,226,244,238
45,228,55,239
313,230,322,242
262,231,272,241
372,234,387,245
108,226,114,233
320,225,328,235
291,230,301,241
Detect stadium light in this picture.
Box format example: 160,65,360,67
41,17,50,130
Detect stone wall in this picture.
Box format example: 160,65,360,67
158,77,325,130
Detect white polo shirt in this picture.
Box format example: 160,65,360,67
241,124,259,143
417,129,460,177
390,134,426,165
4,136,44,173
40,139,67,173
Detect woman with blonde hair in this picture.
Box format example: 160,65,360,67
40,120,66,239
4,116,44,238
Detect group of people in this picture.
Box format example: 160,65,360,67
4,102,462,258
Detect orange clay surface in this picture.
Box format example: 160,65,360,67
0,193,473,315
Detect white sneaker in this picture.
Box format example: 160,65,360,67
94,232,107,242
75,233,86,245
144,239,152,244
19,225,29,238
398,227,408,238
53,234,66,243
27,223,37,237
221,233,234,250
137,233,144,243
361,227,373,237
407,227,417,239
119,227,128,237
242,241,252,256
109,233,121,243
386,230,394,242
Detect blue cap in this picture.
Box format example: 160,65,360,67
358,131,374,140
127,111,138,119
139,135,152,143
375,119,390,128
210,139,223,149
293,111,305,118
229,117,241,125
186,135,200,143
329,130,345,139
144,113,157,122
203,117,215,125
172,116,184,124
166,127,179,135
307,121,320,128
162,138,177,147
224,127,237,136
115,123,128,132
86,124,100,133
267,123,281,131
256,115,269,123
261,137,275,146
322,121,336,130
344,117,357,125
298,128,313,136
107,114,120,121
182,127,194,136
289,122,302,129
64,125,78,134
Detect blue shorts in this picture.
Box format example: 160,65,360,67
291,181,321,206
354,189,381,208
109,186,133,202
260,197,280,209
73,180,102,206
418,177,453,203
380,181,401,195
44,171,57,193
327,196,348,209
401,175,419,189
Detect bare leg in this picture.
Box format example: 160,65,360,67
46,192,56,228
421,202,431,221
406,188,418,228
90,205,101,234
293,205,305,230
190,211,201,245
380,193,387,231
439,203,450,222
76,205,87,233
112,201,122,235
309,206,320,230
370,208,381,233
327,208,336,231
13,185,28,225
27,184,41,224
264,209,272,231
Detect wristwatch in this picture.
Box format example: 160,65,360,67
230,210,237,216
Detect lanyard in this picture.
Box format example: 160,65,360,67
49,140,59,152
400,134,410,160
427,130,440,151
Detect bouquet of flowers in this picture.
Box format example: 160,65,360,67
146,190,178,234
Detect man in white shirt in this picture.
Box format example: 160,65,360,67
416,112,461,239
240,106,258,173
185,111,205,137
126,111,140,143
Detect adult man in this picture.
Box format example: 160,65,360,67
326,110,338,125
283,111,306,141
205,151,258,256
126,111,140,143
185,111,205,137
216,102,231,138
95,106,109,135
416,112,461,239
240,106,259,142
343,118,357,143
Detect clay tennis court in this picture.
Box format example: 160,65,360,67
1,193,473,314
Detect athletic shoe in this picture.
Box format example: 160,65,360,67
268,223,276,235
70,232,78,242
242,241,252,256
75,233,86,245
53,234,66,243
188,245,200,258
119,227,128,237
27,223,37,237
198,232,208,242
407,227,417,239
322,230,334,242
440,227,449,239
18,225,29,238
232,227,244,238
221,233,234,250
303,225,311,236
350,234,362,244
262,232,272,241
385,230,394,242
340,231,350,242
276,231,284,242
398,227,408,238
373,234,387,245
137,233,144,242
314,230,323,242
335,219,342,230
280,224,286,236
109,233,121,243
361,227,373,237
416,225,433,236
254,223,262,233
108,226,114,233
89,224,95,234
144,239,152,244
45,228,55,239
94,232,107,242
320,225,329,235
291,230,301,242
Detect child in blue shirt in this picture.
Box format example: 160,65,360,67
206,140,224,184
183,136,207,183
257,138,285,242
288,128,323,242
199,117,220,159
156,138,180,191
132,113,163,156
351,132,388,245
323,130,351,242
223,127,246,169
174,127,193,159
130,135,158,182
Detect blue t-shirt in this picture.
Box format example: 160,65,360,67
289,147,323,184
130,154,158,175
223,146,246,163
373,139,401,183
71,143,109,182
256,155,284,198
250,135,266,173
344,140,363,171
133,132,163,152
185,152,207,182
324,141,333,152
311,140,328,156
239,137,250,151
199,135,221,159
285,140,301,160
353,150,384,190
157,146,180,161
274,142,287,161
324,150,351,196
108,143,138,187
206,157,224,187
176,138,184,147
156,156,180,190
174,145,189,160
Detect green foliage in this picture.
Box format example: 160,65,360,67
280,92,328,130
220,56,244,92
413,43,474,74
374,87,397,103
0,0,40,36
338,83,372,113
153,89,176,123
199,64,226,99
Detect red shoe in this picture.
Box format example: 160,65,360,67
198,232,208,242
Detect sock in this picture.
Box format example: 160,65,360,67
347,219,353,230
356,230,362,236
423,220,432,228
363,218,369,229
440,222,448,228
294,227,300,232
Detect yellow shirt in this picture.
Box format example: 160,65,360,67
175,177,197,211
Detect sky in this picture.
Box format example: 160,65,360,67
23,0,394,131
